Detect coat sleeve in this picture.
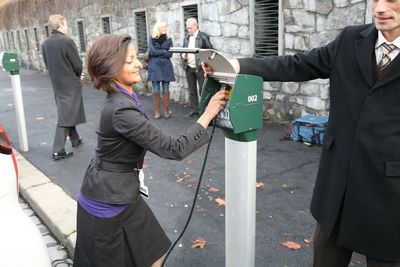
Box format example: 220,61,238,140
148,38,168,57
65,38,83,77
238,27,347,82
112,107,209,160
160,38,173,58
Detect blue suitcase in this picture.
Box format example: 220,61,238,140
290,115,328,145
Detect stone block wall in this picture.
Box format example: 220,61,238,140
0,0,369,121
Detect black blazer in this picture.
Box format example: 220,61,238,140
81,91,209,204
239,24,400,261
182,30,213,70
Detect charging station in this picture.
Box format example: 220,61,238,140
1,51,29,152
170,48,263,267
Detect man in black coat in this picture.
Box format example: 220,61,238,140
204,0,400,266
42,14,86,160
181,17,213,118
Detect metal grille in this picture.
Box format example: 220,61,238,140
102,17,111,34
6,31,10,49
17,30,22,50
183,4,198,35
254,0,279,57
45,25,49,37
24,29,30,50
135,11,148,54
34,27,40,51
77,21,86,52
11,31,15,50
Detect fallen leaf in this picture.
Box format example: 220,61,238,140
215,198,226,206
176,177,184,183
279,241,301,250
184,174,192,178
142,163,150,169
208,186,220,192
256,182,265,188
191,237,206,248
303,238,313,244
207,196,214,201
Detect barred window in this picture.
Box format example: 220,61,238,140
17,30,22,50
254,0,279,57
11,31,15,50
5,31,10,49
45,25,50,37
183,4,198,35
77,21,86,52
24,29,30,51
101,16,111,34
34,27,40,51
135,11,148,54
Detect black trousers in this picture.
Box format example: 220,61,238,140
53,125,79,153
313,223,400,267
185,67,205,112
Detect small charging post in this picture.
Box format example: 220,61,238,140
170,48,264,267
1,52,29,152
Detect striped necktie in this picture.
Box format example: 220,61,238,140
377,43,396,72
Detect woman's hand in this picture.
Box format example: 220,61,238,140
197,90,228,129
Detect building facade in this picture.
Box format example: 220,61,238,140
0,0,370,121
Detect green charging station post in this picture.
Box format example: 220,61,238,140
170,48,263,267
1,51,29,152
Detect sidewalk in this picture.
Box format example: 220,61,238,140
0,69,366,266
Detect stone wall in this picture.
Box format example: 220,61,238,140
0,0,369,121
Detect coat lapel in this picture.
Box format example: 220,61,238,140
355,25,377,87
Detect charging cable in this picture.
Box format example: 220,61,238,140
161,120,217,267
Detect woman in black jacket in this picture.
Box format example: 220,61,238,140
73,34,226,267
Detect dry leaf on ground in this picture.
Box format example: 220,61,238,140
215,198,226,206
142,163,149,169
176,177,184,183
191,237,206,248
208,186,220,192
256,182,265,188
303,238,313,244
279,241,302,250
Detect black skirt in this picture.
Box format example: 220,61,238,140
73,198,171,267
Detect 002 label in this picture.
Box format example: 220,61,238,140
248,95,258,102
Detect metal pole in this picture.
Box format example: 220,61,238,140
10,74,29,152
225,137,256,267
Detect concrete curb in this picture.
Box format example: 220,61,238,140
15,151,77,257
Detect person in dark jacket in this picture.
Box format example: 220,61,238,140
204,0,400,266
181,17,213,118
42,14,86,160
148,21,175,119
73,34,227,267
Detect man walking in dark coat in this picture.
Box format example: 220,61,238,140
204,0,400,266
42,14,86,160
181,17,213,118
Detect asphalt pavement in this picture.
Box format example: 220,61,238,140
0,69,366,266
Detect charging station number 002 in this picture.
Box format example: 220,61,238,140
248,95,258,103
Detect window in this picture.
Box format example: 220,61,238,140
24,29,30,51
135,11,148,54
44,25,50,37
11,31,16,50
17,30,22,50
34,27,40,51
77,21,86,52
5,31,10,49
254,0,279,57
183,4,198,35
101,16,111,34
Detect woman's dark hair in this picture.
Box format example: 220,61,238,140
86,34,132,93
